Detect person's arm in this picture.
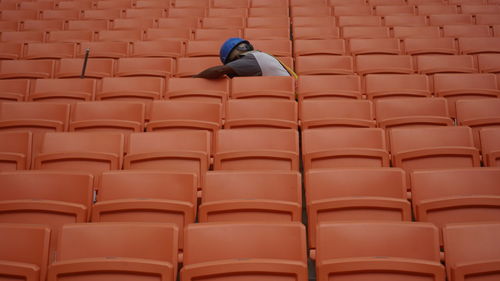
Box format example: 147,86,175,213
192,65,236,79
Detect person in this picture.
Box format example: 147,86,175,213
193,37,296,79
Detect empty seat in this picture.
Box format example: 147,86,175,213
293,39,346,56
243,27,290,40
456,99,500,148
443,25,491,38
110,18,155,30
0,20,19,31
375,5,416,16
184,40,221,57
295,55,354,75
123,131,210,187
167,7,206,17
230,76,295,100
296,75,362,101
181,222,307,281
300,100,375,129
292,27,339,40
207,8,247,17
194,28,241,40
65,19,108,31
145,28,192,41
412,169,500,241
252,0,288,7
417,4,458,15
98,76,165,102
459,37,500,55
0,42,23,59
306,168,411,249
316,222,445,281
477,53,500,73
356,55,414,75
429,14,474,26
79,41,129,59
199,171,302,222
404,38,457,55
56,58,114,78
332,5,373,16
96,30,143,42
0,59,54,79
462,4,500,14
342,26,391,39
225,100,298,129
369,0,406,5
443,222,500,281
146,100,222,153
47,223,179,281
0,10,38,21
0,224,50,281
393,26,441,38
291,6,331,17
165,77,228,104
349,38,402,55
251,39,293,57
19,1,53,10
29,78,95,103
0,78,29,101
131,40,183,58
116,58,174,78
34,132,124,185
0,131,32,171
0,101,70,132
95,0,133,9
1,31,45,43
124,8,166,18
24,42,75,59
92,171,197,249
202,17,245,29
476,14,500,25
302,128,389,171
416,55,476,74
433,73,500,117
247,17,290,29
248,7,289,17
376,98,453,135
41,9,80,20
81,9,122,20
480,128,500,167
390,127,481,183
0,171,93,254
365,74,431,99
384,15,427,26
175,57,221,78
338,16,382,27
214,129,299,171
134,0,171,8
292,16,336,27
46,30,93,43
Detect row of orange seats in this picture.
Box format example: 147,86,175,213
1,214,499,280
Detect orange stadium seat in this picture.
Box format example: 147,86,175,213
251,39,293,57
184,40,222,57
302,128,390,171
456,99,500,148
29,78,96,103
368,0,406,5
292,16,336,28
46,30,93,43
199,170,302,222
296,75,362,101
248,7,290,17
82,9,123,20
225,100,298,129
295,55,354,75
300,100,375,129
404,38,458,55
207,8,248,17
95,0,133,9
247,17,290,29
412,168,500,242
342,26,391,39
338,16,382,27
374,5,416,16
214,129,299,171
131,40,184,58
393,26,441,38
329,0,366,4
443,25,492,38
0,79,29,101
95,29,143,42
0,131,32,171
292,27,339,40
47,223,179,281
175,57,221,77
56,58,114,78
384,15,427,26
33,132,124,185
165,77,228,104
146,100,222,153
40,9,80,20
480,128,500,167
193,28,241,40
476,14,500,25
356,55,414,75
21,19,64,31
417,4,458,15
293,39,346,56
0,42,23,59
443,222,500,281
477,53,500,73
19,1,54,10
462,4,500,14
1,31,45,43
123,131,210,187
365,74,431,99
181,222,307,281
212,0,250,8
79,41,129,59
316,222,444,281
92,171,197,249
0,224,50,281
134,0,171,8
349,38,402,55
243,27,290,40
0,171,93,255
252,0,288,7
116,57,174,78
458,37,500,55
0,10,38,21
0,20,19,31
0,101,70,133
202,17,245,29
416,55,476,74
157,17,200,29
65,19,109,31
332,5,373,16
24,42,75,59
428,14,474,26
390,127,481,184
167,7,206,17
57,0,93,9
306,168,411,250
291,6,331,17
145,28,192,41
110,18,156,30
230,76,295,100
433,73,500,117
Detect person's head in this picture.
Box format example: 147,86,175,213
219,37,254,65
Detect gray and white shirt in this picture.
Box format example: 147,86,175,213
226,50,290,77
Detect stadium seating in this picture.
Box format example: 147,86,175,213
456,99,500,148
0,78,29,101
300,99,375,129
480,128,500,167
296,75,362,101
0,131,32,171
225,99,298,129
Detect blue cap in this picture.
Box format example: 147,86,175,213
219,37,249,64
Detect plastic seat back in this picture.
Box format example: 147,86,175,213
30,78,95,103
416,55,476,74
0,131,32,171
295,55,354,75
165,77,229,104
230,76,295,100
116,57,174,78
456,99,500,148
48,223,179,281
365,74,431,99
56,58,114,78
225,100,298,129
300,100,375,129
0,101,70,132
356,55,414,75
175,57,221,78
297,75,362,101
480,128,500,167
0,59,54,79
293,39,346,56
0,79,29,101
404,38,457,55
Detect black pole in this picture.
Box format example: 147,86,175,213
80,48,90,79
